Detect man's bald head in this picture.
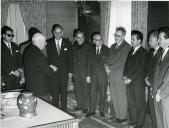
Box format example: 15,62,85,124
32,33,46,50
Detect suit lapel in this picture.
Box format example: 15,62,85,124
161,50,169,65
2,40,13,56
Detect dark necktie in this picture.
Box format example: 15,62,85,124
7,43,13,55
158,49,165,65
115,44,119,49
96,47,99,55
151,48,155,56
57,41,61,55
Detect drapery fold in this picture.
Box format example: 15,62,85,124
19,3,47,35
132,1,148,48
1,3,9,27
100,1,111,46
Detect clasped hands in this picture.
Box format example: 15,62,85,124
155,90,161,102
145,77,151,86
49,65,58,72
104,64,110,75
123,76,131,85
10,68,22,77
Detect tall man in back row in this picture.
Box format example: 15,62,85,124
46,24,73,111
105,27,131,124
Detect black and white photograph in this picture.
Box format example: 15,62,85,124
1,0,169,128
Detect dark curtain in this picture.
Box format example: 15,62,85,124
132,1,148,48
100,1,111,46
19,3,47,35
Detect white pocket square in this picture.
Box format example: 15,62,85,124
64,48,68,51
16,50,19,52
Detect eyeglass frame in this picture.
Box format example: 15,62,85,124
113,34,122,38
5,34,14,37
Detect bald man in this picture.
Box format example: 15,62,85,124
23,33,56,101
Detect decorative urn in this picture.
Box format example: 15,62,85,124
17,92,37,118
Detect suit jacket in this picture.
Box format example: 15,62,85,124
106,41,131,81
145,47,163,85
72,42,91,78
123,46,147,85
23,44,53,96
86,45,109,80
46,38,73,75
159,66,169,100
1,39,22,77
153,50,169,95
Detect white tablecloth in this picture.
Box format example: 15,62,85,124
1,98,75,128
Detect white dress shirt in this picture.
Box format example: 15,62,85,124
153,46,160,56
132,45,141,55
55,38,62,53
96,46,102,54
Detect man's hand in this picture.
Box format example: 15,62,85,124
104,65,110,75
156,90,161,102
68,73,73,79
124,77,131,85
86,77,91,84
14,70,21,77
49,65,58,72
145,77,151,86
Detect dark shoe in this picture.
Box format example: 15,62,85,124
86,112,95,117
127,124,136,128
100,112,105,117
73,107,82,111
82,109,88,114
115,118,120,122
117,118,127,123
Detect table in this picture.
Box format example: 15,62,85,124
1,96,78,128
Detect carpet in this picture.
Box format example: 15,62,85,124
67,90,153,128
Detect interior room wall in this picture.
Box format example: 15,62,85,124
147,1,169,34
46,1,78,43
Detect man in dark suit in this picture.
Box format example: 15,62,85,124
86,32,109,117
105,27,131,123
153,27,169,128
72,29,91,113
123,30,147,128
1,26,22,91
46,24,73,111
145,30,162,128
23,33,56,101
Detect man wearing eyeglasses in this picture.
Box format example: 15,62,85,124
105,27,131,124
86,32,109,117
1,26,22,91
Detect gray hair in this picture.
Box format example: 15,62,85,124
32,33,46,45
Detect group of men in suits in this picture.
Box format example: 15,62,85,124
2,25,169,128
